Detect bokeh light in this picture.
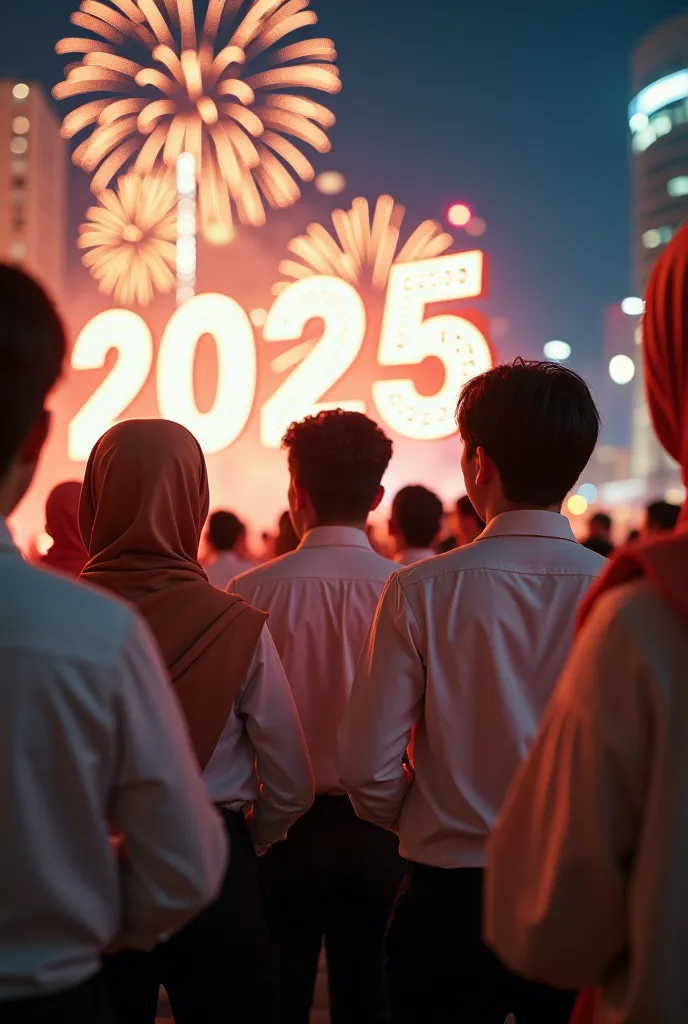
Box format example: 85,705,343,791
12,116,29,135
465,216,486,237
577,483,598,503
205,222,235,247
447,203,472,228
12,83,29,100
609,354,636,385
250,308,268,328
315,171,347,196
621,296,644,316
567,495,588,516
543,339,571,361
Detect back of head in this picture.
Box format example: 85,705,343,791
80,418,209,576
456,358,600,507
208,511,245,552
647,500,681,533
282,409,393,524
0,265,65,486
588,512,612,539
391,485,443,549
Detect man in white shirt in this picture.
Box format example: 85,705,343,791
339,359,606,1024
204,510,254,588
389,484,443,566
0,266,227,1022
229,409,404,1024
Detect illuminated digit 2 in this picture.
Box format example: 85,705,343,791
68,309,154,462
156,293,257,454
260,276,367,448
372,251,492,440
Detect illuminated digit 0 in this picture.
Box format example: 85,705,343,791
157,293,256,454
68,309,154,462
373,251,493,440
261,276,367,448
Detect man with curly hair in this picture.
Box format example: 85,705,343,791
229,409,404,1024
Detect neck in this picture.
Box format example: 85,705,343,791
484,499,561,524
304,518,368,534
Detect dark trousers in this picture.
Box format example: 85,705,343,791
260,795,405,1024
0,975,109,1023
386,864,577,1024
103,810,279,1024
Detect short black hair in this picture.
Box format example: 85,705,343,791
0,266,65,479
456,495,484,527
282,409,393,523
647,500,681,532
208,510,245,551
456,359,600,506
392,485,443,548
590,512,612,531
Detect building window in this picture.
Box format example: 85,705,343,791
12,116,29,135
9,137,28,156
8,241,26,262
667,175,688,197
642,226,674,249
631,105,688,154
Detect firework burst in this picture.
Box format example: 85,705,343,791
54,0,341,237
274,195,454,295
78,168,178,305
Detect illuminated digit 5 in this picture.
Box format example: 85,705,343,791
157,293,257,454
260,276,367,448
68,309,154,462
372,251,492,440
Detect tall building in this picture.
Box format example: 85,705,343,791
629,14,688,487
0,80,66,302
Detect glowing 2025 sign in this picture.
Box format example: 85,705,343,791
68,250,492,461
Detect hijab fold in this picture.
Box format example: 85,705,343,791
80,419,266,770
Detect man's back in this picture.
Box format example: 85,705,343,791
0,535,226,999
230,526,396,793
398,510,605,864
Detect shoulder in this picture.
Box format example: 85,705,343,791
0,556,137,668
229,551,301,592
585,578,685,640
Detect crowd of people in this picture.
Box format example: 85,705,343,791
0,221,687,1024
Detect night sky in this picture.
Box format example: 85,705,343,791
1,0,685,420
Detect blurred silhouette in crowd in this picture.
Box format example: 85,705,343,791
390,484,443,565
582,511,614,558
275,510,299,557
644,499,681,536
39,480,87,577
439,494,485,552
204,510,254,588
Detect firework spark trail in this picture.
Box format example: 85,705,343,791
55,0,341,237
78,168,178,305
274,195,455,294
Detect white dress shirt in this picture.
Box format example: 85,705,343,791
485,579,688,1024
0,521,227,1001
205,550,255,590
229,526,397,794
339,510,605,868
394,547,436,567
204,625,314,853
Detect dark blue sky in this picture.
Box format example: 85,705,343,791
1,0,685,383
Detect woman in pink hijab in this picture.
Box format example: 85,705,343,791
484,223,688,1024
40,481,87,577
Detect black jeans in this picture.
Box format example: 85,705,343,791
103,810,278,1024
0,975,109,1023
260,795,405,1024
386,864,577,1024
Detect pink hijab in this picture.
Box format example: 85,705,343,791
570,225,688,1024
40,481,88,577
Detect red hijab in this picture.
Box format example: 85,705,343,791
40,481,88,577
570,226,688,1024
80,419,266,769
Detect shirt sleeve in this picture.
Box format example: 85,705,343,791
239,626,315,854
484,590,651,989
112,613,229,950
338,573,424,830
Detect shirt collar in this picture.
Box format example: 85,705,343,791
395,547,436,564
478,509,578,544
299,525,373,551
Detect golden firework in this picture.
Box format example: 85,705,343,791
274,195,454,295
78,168,177,306
54,0,341,237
